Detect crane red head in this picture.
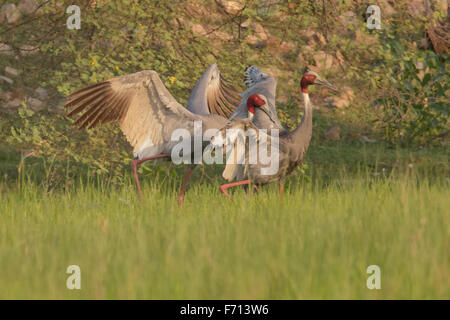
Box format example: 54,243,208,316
246,94,277,123
247,94,266,116
301,68,338,94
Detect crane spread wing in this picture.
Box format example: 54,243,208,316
206,74,240,118
64,70,196,150
244,66,271,88
186,63,240,118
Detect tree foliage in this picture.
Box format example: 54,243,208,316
0,0,448,187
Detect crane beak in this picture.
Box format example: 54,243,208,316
259,104,277,123
315,77,339,92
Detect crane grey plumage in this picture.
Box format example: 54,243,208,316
186,63,240,118
230,66,285,132
215,69,338,198
64,65,239,205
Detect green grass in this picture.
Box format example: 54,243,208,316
0,144,448,299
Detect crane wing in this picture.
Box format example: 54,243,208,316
64,70,197,150
187,63,240,118
243,66,271,88
222,130,247,182
215,119,281,182
215,120,254,182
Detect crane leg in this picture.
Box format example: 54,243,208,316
219,180,250,200
178,166,194,208
279,183,284,199
131,154,169,202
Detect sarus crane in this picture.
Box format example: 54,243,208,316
213,68,338,199
64,64,239,205
231,66,286,133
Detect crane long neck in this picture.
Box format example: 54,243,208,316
290,90,313,150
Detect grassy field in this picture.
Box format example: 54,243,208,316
0,144,448,299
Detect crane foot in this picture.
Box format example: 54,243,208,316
219,180,250,200
131,160,143,203
178,167,193,208
131,154,169,203
219,186,233,200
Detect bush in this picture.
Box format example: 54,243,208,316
1,0,448,188
374,46,449,145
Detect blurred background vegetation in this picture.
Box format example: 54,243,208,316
0,0,448,190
